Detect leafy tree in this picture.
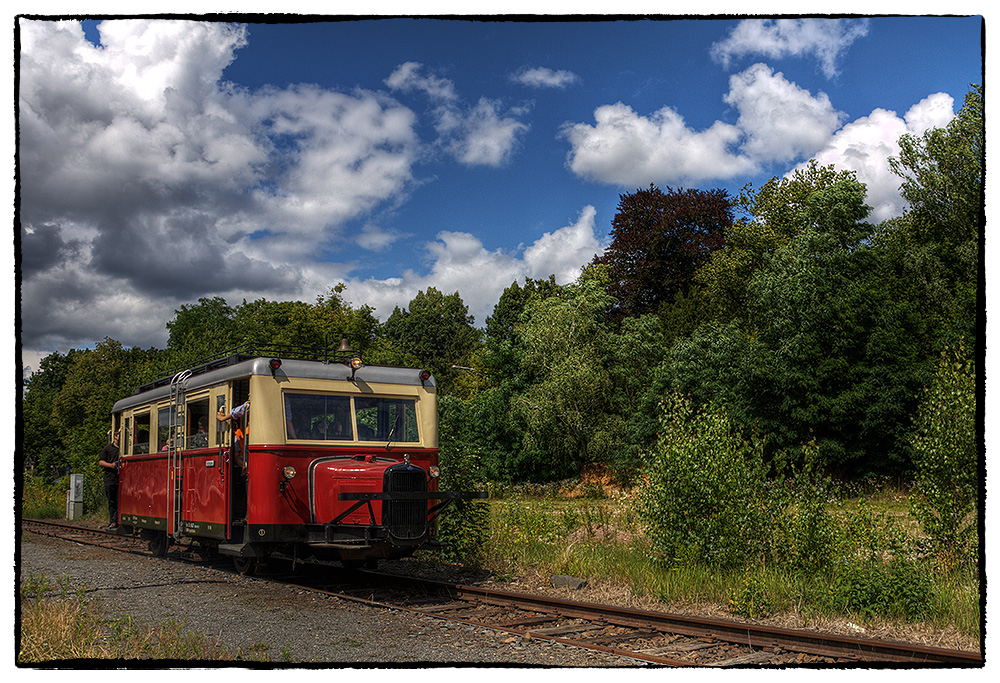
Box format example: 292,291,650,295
510,268,622,480
234,299,317,349
887,84,982,353
444,278,568,483
891,85,982,257
664,172,932,475
435,394,491,562
467,268,669,484
695,162,854,325
163,288,380,368
21,350,79,478
379,287,481,395
309,285,381,356
483,276,560,348
232,289,379,354
164,297,239,368
50,339,158,476
594,185,731,320
655,321,757,430
742,179,878,465
602,312,669,472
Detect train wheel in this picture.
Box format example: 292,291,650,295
148,532,169,558
234,556,258,576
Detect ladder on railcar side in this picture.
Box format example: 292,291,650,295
168,369,192,536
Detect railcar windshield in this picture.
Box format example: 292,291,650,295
284,393,354,441
282,393,420,443
356,397,418,443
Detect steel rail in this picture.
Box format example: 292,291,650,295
361,573,983,666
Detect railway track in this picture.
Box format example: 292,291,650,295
20,519,984,668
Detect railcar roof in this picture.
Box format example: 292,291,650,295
111,356,436,413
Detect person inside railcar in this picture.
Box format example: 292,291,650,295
218,400,250,466
327,418,346,439
217,400,249,427
284,400,297,439
191,416,209,448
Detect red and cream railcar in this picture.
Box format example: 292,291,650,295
111,345,479,574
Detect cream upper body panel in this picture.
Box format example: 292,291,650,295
112,356,438,452
248,373,438,448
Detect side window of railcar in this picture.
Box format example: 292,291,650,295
284,393,353,441
123,416,132,454
215,395,227,446
355,398,419,443
134,413,151,454
188,398,210,448
157,404,171,452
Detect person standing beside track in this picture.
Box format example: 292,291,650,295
98,430,121,530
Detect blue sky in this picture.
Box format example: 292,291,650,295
17,13,985,374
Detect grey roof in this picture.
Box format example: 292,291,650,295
111,357,435,413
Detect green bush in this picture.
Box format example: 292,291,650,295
21,474,68,519
830,557,934,621
910,344,978,571
638,393,777,569
773,440,839,572
728,570,774,619
435,395,491,563
435,499,490,564
823,499,934,621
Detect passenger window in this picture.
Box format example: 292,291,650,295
216,395,227,446
188,399,210,448
355,398,419,443
157,406,171,452
284,393,353,441
134,413,150,454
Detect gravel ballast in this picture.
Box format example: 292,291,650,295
18,531,636,667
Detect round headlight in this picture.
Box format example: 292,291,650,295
428,465,440,479
282,465,297,480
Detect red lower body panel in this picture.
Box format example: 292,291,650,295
118,454,167,529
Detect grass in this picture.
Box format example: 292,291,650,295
21,475,72,519
17,573,275,663
467,481,981,645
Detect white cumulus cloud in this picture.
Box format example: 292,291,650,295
562,63,841,186
711,18,871,79
437,97,530,167
792,93,956,222
18,19,423,357
723,63,844,163
384,61,458,101
511,66,580,89
346,206,606,324
385,61,530,168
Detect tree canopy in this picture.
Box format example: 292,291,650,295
594,185,731,321
21,86,982,488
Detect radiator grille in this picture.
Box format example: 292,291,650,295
383,464,427,540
